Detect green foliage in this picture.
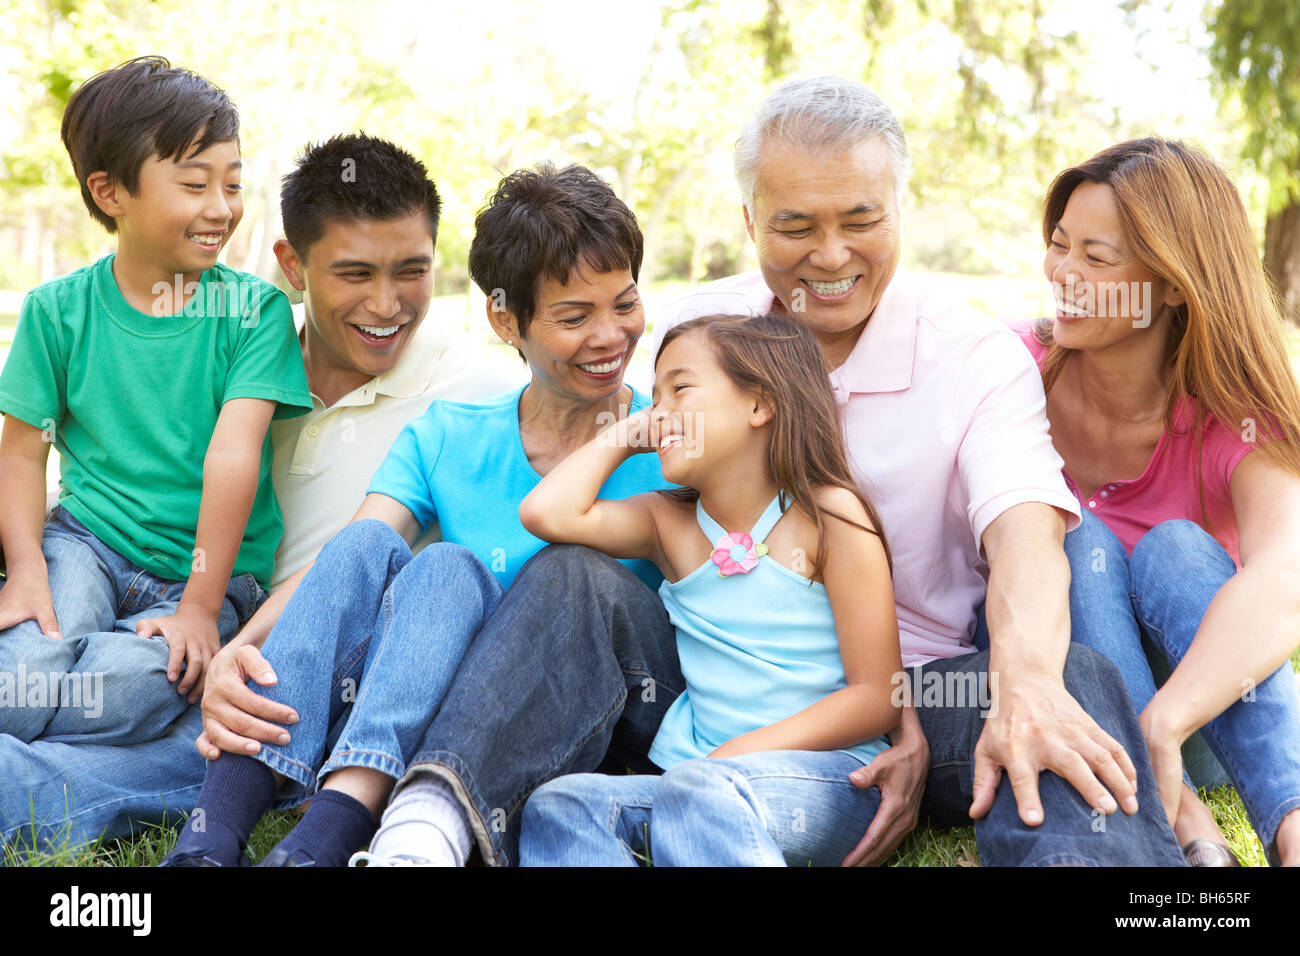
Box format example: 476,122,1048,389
0,1,1255,292
1207,0,1300,211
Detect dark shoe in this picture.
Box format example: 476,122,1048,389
1183,839,1241,867
158,847,249,867
258,845,319,867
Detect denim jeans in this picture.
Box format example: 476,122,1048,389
913,645,1185,865
0,704,206,852
0,506,262,852
395,544,1184,866
519,750,881,866
1065,511,1300,864
0,507,262,745
392,544,684,867
250,520,503,803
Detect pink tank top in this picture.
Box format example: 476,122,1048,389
1010,319,1254,564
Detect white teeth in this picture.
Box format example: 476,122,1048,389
358,324,399,338
659,433,682,451
578,357,622,373
187,233,221,247
805,277,856,296
1055,299,1090,317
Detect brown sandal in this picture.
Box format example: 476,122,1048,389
1183,839,1241,867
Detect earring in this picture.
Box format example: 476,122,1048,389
507,339,514,346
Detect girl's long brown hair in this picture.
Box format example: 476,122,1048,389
1037,138,1300,526
656,312,892,580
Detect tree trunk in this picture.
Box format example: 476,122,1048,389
1264,197,1300,326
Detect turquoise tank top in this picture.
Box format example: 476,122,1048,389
647,494,890,769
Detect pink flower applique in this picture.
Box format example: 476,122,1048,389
711,531,769,577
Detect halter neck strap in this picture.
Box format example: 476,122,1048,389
695,494,786,543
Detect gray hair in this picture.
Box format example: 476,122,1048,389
735,75,911,211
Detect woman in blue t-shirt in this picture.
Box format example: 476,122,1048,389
162,163,672,867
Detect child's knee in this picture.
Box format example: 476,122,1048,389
42,634,186,743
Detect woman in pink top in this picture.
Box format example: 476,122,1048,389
1025,138,1300,867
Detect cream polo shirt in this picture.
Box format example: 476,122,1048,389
270,311,526,589
654,271,1080,667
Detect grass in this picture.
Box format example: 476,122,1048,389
4,784,1269,867
5,810,299,868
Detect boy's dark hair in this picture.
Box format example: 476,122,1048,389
468,163,643,340
281,134,442,260
61,55,240,233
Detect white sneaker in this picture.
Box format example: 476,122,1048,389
348,850,435,867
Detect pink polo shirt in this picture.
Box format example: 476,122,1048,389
1010,319,1253,565
655,272,1080,667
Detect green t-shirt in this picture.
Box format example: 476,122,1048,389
0,255,312,589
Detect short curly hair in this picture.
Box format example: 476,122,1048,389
467,163,642,340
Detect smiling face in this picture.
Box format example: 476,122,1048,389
745,135,901,366
651,328,768,486
494,265,644,405
276,211,434,381
1044,179,1181,350
112,138,243,283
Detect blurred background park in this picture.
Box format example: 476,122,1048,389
2,0,1300,335
1,0,1298,866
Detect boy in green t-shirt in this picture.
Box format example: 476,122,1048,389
0,56,311,747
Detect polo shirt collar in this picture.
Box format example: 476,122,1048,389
833,271,919,395
294,308,443,408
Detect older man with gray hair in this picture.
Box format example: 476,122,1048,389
650,75,1187,866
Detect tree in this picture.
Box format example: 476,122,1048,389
1208,0,1300,323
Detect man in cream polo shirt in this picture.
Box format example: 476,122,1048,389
270,305,519,588
654,77,1187,866
0,134,519,853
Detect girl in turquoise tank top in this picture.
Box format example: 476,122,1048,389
516,312,903,866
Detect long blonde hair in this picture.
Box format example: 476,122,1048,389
1037,139,1300,521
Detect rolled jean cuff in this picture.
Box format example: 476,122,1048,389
253,746,323,809
396,753,502,866
317,747,405,787
1263,795,1300,867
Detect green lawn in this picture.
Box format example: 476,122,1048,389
4,777,1278,867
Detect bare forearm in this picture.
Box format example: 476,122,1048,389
181,451,261,615
519,424,632,539
716,684,899,758
985,530,1071,681
0,455,50,575
1149,564,1300,740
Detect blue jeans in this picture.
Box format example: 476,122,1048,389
1065,511,1300,863
0,507,262,850
395,544,1184,866
913,645,1185,865
249,520,502,803
0,705,206,852
520,750,881,866
394,544,684,867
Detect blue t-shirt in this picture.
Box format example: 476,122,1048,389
649,495,889,770
367,385,668,589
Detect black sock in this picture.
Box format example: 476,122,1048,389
261,789,377,867
170,754,276,864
